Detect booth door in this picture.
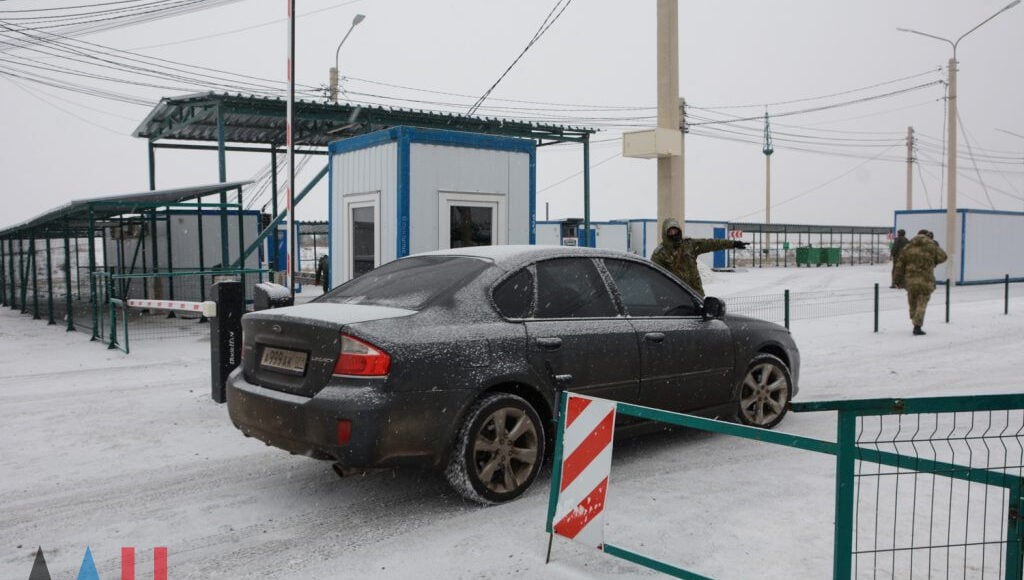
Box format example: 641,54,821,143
344,192,380,281
439,192,507,249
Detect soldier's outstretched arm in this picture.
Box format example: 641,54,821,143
692,238,737,255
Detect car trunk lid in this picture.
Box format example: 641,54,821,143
241,303,415,397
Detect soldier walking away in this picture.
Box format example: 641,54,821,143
893,230,947,336
651,218,747,297
315,254,330,293
890,229,909,288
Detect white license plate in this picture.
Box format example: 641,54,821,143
260,346,308,375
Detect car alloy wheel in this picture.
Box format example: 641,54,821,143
737,354,791,429
445,393,545,504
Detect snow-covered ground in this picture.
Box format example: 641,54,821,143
2,263,1022,579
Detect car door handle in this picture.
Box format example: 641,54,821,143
535,337,563,350
644,332,666,343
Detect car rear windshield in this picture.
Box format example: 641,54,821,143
318,255,492,309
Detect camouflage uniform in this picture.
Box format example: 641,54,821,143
893,234,947,332
651,218,739,297
890,231,909,288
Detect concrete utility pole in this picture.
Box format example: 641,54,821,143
763,112,774,224
905,126,914,210
897,0,1020,284
624,1,684,233
656,0,684,232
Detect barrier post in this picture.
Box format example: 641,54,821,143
210,280,243,403
1006,274,1010,315
784,289,790,330
873,283,879,333
945,281,950,323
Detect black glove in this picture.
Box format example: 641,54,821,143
733,241,748,249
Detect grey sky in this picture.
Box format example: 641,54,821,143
1,0,1022,230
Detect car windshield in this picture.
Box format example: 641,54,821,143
318,255,491,309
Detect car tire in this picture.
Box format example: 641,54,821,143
736,353,792,429
445,392,545,505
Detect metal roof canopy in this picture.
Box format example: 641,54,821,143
134,92,596,147
729,222,892,235
0,181,252,239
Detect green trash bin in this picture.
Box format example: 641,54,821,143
796,247,823,267
824,247,841,266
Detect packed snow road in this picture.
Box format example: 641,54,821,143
2,264,1022,579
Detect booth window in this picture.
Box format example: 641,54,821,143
449,205,493,248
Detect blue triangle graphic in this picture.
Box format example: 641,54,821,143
77,547,100,580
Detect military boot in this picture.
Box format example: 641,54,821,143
913,326,925,336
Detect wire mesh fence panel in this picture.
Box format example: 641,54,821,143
852,411,1024,579
107,270,268,344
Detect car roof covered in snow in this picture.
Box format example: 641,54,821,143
414,244,650,271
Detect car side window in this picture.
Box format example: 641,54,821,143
535,258,618,319
492,267,534,318
603,258,701,317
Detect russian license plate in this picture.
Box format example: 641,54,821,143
260,346,308,375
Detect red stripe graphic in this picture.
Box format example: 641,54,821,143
121,547,134,580
560,410,614,492
554,477,609,539
154,547,168,580
565,396,591,429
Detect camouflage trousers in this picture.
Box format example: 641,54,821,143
906,288,933,327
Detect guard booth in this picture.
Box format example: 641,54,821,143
327,126,536,286
536,218,628,250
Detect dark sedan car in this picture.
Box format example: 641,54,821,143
227,245,799,504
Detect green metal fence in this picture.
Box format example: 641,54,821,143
546,392,1024,579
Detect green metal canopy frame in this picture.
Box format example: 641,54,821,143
133,92,599,267
0,181,251,334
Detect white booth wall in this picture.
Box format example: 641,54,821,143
534,220,628,251
895,209,1024,284
329,127,536,286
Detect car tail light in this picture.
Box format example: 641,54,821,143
333,334,391,377
337,420,352,445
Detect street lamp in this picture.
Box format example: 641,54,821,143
329,13,366,104
897,0,1020,284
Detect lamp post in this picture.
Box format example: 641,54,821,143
329,14,366,104
897,0,1020,284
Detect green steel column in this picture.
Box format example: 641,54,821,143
784,289,790,329
945,281,950,323
74,236,81,299
30,235,39,320
873,283,879,333
148,140,156,191
88,207,99,340
45,235,55,325
237,186,246,293
0,237,5,308
8,237,15,309
19,236,27,313
583,133,591,247
1005,481,1024,580
140,219,149,299
832,411,857,580
271,147,279,275
197,197,207,306
63,220,75,331
217,105,230,271
149,210,158,295
165,208,176,304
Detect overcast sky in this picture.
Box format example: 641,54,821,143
1,0,1022,230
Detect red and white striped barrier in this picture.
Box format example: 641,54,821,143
552,393,617,548
126,299,217,318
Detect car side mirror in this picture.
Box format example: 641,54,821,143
702,296,726,319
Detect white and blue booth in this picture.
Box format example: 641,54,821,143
535,218,629,251
327,126,536,285
894,209,1024,285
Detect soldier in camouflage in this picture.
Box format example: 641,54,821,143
893,229,947,336
651,218,746,297
889,229,908,288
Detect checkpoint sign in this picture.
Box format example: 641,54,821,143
552,393,616,549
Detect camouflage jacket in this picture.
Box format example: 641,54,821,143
651,223,736,297
890,235,909,259
894,235,947,292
